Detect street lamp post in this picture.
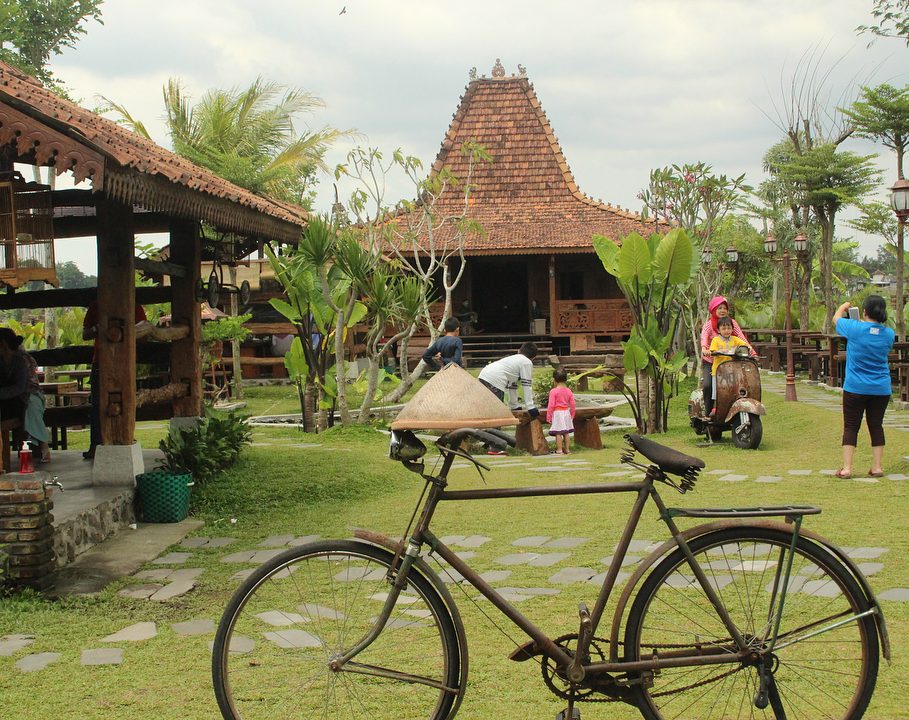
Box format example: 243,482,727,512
892,178,909,340
765,233,806,402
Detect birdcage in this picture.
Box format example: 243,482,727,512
0,171,58,289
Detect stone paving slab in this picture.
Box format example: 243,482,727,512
258,534,297,547
264,629,322,648
527,552,571,567
512,536,551,547
787,469,812,476
102,622,157,642
134,569,173,581
118,583,163,599
544,537,588,549
150,579,197,601
588,570,630,585
878,588,909,601
80,648,123,666
152,552,193,565
528,466,574,473
256,610,308,626
180,536,236,549
209,635,254,654
495,553,539,566
845,547,888,559
171,619,215,636
600,555,641,568
287,534,322,546
0,634,35,656
718,474,748,482
755,475,781,483
16,652,62,672
549,567,597,584
887,473,909,481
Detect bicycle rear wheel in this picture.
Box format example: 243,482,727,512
212,540,461,720
624,527,878,719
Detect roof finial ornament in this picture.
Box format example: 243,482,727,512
517,64,527,77
468,67,477,81
491,58,505,78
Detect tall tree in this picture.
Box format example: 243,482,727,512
857,0,909,44
0,0,103,88
105,77,354,208
772,143,881,332
842,84,909,335
638,162,749,366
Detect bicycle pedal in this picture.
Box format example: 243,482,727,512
555,708,580,720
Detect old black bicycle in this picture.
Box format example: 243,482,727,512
212,428,888,719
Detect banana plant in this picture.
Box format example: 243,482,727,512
594,228,694,433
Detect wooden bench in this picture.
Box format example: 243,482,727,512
44,405,91,451
1,417,23,473
512,406,616,453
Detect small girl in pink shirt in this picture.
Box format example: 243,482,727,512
546,369,576,454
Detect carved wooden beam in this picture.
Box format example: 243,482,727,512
0,286,171,310
134,257,187,278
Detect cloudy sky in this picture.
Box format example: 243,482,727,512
48,0,908,273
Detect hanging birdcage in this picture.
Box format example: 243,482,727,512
0,171,58,289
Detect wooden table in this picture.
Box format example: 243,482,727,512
513,404,617,454
39,380,78,397
58,369,92,390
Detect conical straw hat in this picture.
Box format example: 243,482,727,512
391,363,517,430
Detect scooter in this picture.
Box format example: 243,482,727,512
688,345,766,449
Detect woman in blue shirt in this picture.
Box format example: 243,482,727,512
834,295,895,478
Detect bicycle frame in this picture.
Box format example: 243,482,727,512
341,445,839,680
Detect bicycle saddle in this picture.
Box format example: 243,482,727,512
625,433,705,477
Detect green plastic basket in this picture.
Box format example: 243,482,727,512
136,471,193,523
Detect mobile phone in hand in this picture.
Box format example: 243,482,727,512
848,307,859,321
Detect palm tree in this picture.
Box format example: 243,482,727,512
104,76,354,207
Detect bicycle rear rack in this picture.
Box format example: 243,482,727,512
665,504,821,520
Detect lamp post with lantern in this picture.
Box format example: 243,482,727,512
765,232,808,401
892,178,909,339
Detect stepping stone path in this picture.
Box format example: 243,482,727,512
120,568,205,601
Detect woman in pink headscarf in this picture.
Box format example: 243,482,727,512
700,296,753,415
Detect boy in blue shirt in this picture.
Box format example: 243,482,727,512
422,317,463,370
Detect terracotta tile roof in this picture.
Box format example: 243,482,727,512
0,62,307,244
421,68,664,254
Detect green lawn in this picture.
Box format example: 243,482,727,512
1,378,906,719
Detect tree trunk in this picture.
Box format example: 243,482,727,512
798,257,811,330
817,209,834,334
358,356,380,421
334,309,351,425
43,303,56,382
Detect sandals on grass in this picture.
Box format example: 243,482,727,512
868,469,885,478
833,469,852,479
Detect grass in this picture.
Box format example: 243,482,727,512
1,377,908,718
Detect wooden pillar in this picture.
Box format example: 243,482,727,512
96,197,136,446
169,219,202,417
548,254,557,335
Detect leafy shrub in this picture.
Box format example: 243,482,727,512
158,408,252,486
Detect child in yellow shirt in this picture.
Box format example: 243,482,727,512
708,316,749,412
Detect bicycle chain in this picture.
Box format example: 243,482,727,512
542,638,746,704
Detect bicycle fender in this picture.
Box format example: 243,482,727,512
354,529,470,717
723,398,766,423
607,519,890,663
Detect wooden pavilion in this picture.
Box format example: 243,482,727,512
0,61,307,482
416,61,665,349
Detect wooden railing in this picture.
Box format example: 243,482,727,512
554,299,633,335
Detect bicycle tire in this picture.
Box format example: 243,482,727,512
624,526,878,719
212,539,461,720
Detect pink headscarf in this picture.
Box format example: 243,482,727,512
708,296,728,333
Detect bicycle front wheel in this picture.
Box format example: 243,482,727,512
213,540,461,720
624,527,878,719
